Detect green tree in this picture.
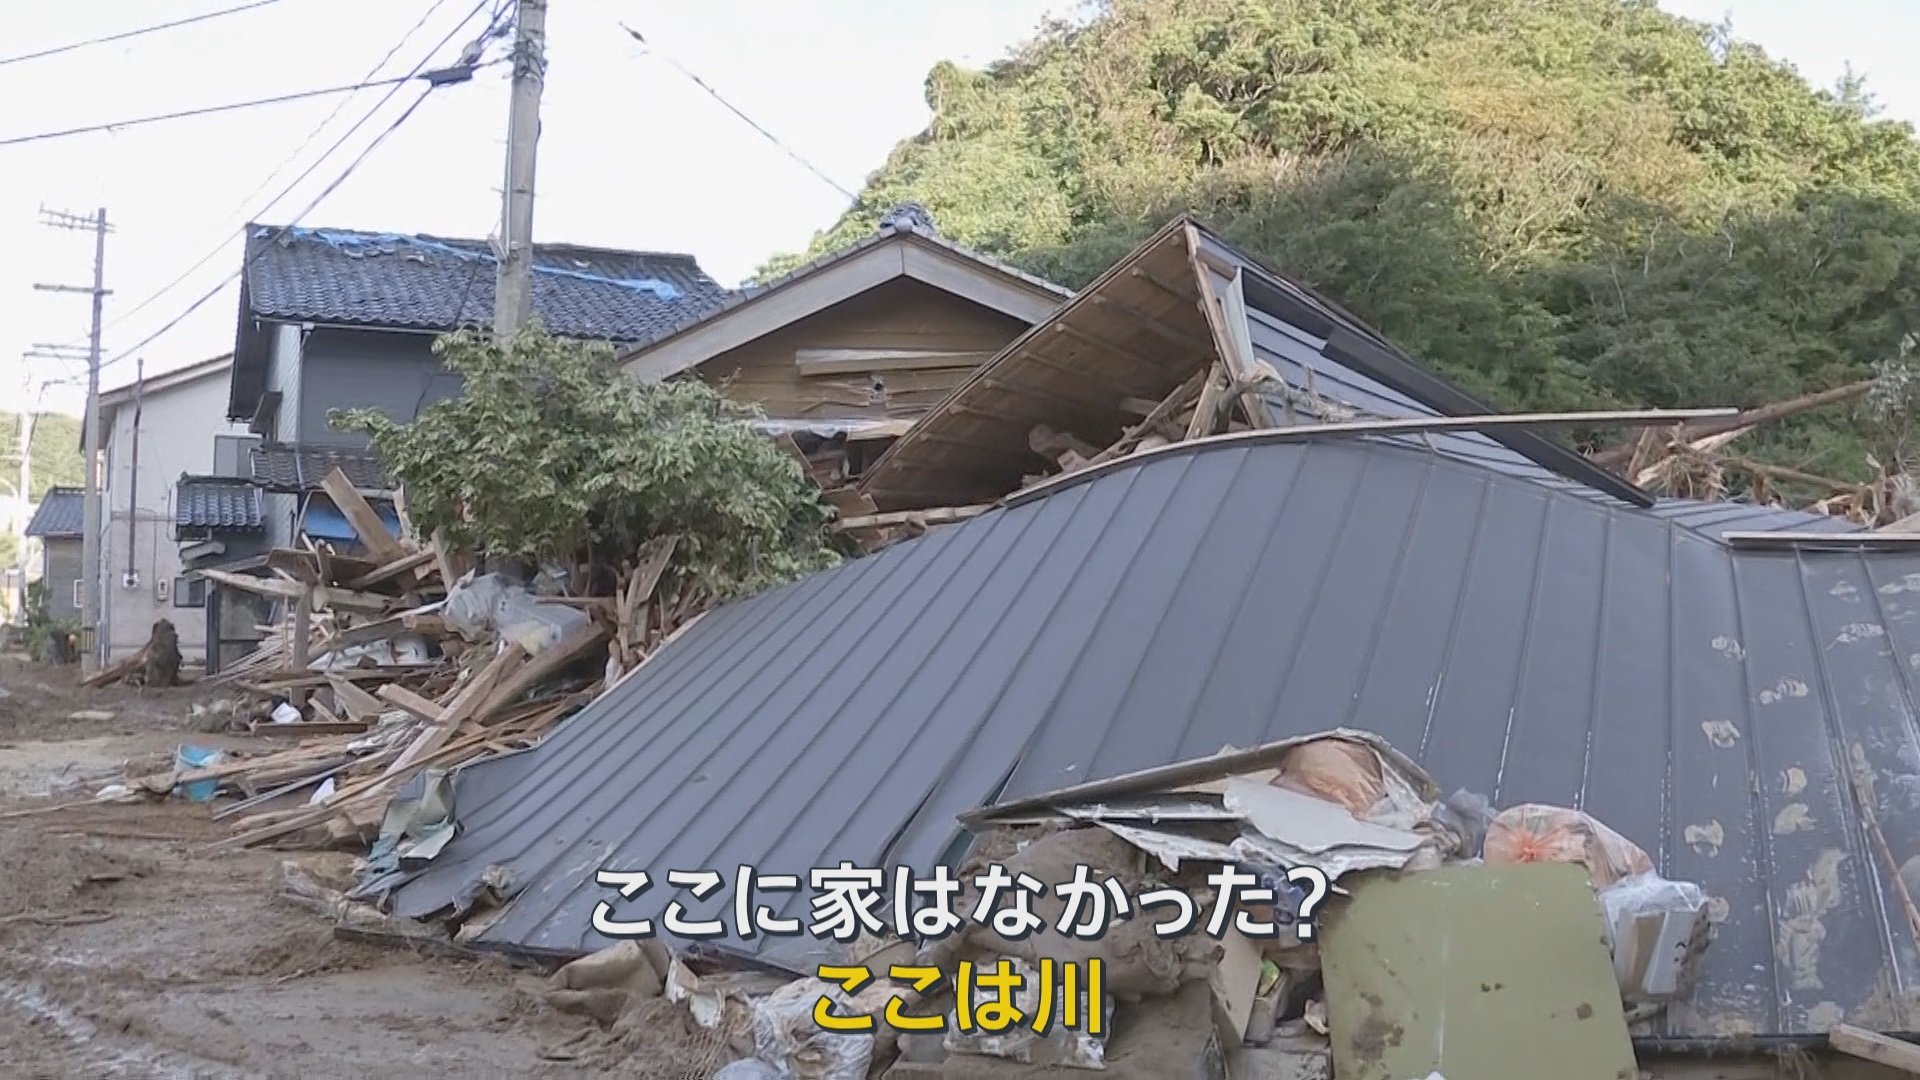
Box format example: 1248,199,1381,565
333,328,840,601
0,412,85,501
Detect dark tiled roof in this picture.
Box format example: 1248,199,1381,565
242,225,733,342
390,434,1920,1037
24,487,83,538
251,444,390,493
175,476,263,531
619,216,1071,357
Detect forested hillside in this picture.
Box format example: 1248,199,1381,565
0,412,83,501
769,0,1920,489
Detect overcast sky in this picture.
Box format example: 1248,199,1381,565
2,0,1913,416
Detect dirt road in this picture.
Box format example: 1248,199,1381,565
0,656,703,1079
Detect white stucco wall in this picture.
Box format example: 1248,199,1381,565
99,363,251,662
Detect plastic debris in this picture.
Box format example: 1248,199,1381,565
1482,803,1654,889
1599,871,1714,1002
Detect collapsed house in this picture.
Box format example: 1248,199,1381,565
378,218,1920,1052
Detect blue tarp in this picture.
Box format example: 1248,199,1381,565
300,498,402,545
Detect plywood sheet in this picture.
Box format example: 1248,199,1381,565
1319,863,1636,1080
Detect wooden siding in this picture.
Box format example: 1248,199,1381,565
696,277,1029,420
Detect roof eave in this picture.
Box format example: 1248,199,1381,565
618,230,1069,382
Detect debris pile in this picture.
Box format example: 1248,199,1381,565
583,728,1716,1079
119,467,706,852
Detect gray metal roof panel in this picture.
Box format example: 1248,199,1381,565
392,436,1919,1034
23,487,83,538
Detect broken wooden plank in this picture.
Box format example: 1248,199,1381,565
310,584,399,615
382,644,528,777
251,720,370,738
1830,1024,1920,1075
833,505,994,532
327,676,388,721
344,548,435,590
377,683,447,724
198,567,305,601
1184,361,1231,440
321,466,406,564
471,622,608,726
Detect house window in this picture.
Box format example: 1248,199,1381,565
173,576,208,609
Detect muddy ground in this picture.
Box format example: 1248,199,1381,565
0,654,722,1079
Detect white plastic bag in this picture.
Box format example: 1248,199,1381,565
1598,872,1713,1002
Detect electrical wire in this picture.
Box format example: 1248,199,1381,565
223,0,465,229
619,23,858,202
96,86,446,373
90,0,495,333
0,0,293,68
0,74,418,147
32,0,500,375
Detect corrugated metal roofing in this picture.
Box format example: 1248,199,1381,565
390,434,1920,1036
23,487,83,538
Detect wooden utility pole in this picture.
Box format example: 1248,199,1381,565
34,206,111,672
493,0,547,338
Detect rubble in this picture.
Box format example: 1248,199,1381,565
615,730,1715,1080
104,466,707,856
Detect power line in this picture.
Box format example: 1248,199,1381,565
87,0,497,334
619,23,858,202
223,0,466,224
0,75,421,147
98,85,447,374
0,0,293,68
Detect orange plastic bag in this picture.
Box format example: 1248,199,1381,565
1273,738,1385,818
1483,803,1653,890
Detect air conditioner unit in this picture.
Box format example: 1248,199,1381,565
155,578,171,602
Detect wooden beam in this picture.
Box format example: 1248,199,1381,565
470,622,608,725
1186,225,1275,429
1051,321,1188,377
1185,362,1231,440
833,505,994,532
1009,407,1742,507
796,347,993,376
1094,291,1216,354
198,567,305,600
344,548,435,590
1830,1024,1920,1075
289,585,312,707
377,683,448,724
327,676,387,721
320,466,406,564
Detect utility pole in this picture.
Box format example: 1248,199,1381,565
493,0,547,338
34,206,111,672
125,358,143,591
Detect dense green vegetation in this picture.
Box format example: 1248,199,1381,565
768,0,1920,484
336,328,839,601
0,412,84,501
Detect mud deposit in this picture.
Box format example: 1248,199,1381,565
0,656,706,1078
